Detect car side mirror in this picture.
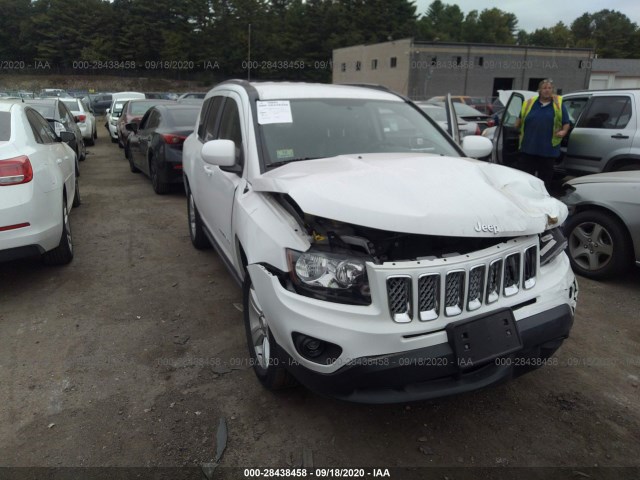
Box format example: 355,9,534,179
105,108,110,115
460,136,493,159
201,139,237,167
125,122,138,133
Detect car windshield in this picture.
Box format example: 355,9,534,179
260,98,459,167
112,103,124,117
0,112,10,141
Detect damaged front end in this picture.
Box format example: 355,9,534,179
272,193,568,313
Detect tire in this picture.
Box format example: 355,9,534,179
93,128,98,140
77,147,85,162
127,147,140,173
187,188,210,249
243,275,296,390
565,210,631,279
72,176,81,208
111,136,117,143
42,196,74,265
149,155,169,195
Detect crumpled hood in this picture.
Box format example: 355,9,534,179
567,171,640,185
252,153,567,237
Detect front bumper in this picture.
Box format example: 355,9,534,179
248,243,577,403
276,304,572,403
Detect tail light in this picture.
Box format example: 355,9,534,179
75,115,86,123
162,134,186,145
486,118,495,127
0,156,34,186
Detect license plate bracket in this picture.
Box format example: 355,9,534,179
446,308,522,369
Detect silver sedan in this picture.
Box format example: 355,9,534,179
560,171,640,279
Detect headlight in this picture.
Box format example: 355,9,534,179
286,249,371,305
539,227,567,266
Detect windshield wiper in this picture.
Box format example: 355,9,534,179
266,157,320,169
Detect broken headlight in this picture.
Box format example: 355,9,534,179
539,227,567,266
286,249,371,305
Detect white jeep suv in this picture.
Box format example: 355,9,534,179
182,81,578,403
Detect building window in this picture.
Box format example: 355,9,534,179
390,57,397,68
355,61,361,71
476,56,484,66
341,63,346,72
371,59,378,70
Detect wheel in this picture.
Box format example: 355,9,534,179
127,147,140,173
77,147,85,162
565,210,631,279
187,188,210,249
93,128,98,140
149,155,169,195
243,275,296,390
72,176,81,208
42,196,73,265
86,137,94,146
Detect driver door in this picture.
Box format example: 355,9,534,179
495,93,525,168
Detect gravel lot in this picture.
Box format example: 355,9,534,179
1,129,639,479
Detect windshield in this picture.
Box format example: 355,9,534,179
260,98,459,167
112,103,124,117
131,102,153,115
30,105,55,118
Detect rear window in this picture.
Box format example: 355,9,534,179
167,108,199,126
131,103,153,115
29,105,55,118
62,100,78,112
0,112,10,141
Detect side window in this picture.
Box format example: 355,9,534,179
217,98,244,165
58,102,70,123
577,96,632,129
145,110,160,129
563,97,589,125
202,96,225,142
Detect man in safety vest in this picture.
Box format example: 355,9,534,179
514,79,570,192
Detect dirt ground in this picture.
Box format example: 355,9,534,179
1,127,639,479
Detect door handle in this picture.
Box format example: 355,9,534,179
203,166,213,176
56,159,63,165
611,134,629,139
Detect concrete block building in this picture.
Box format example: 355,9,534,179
332,38,594,100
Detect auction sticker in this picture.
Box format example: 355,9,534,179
257,101,293,124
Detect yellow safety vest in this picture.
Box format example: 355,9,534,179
519,95,563,148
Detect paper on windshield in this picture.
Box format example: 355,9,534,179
257,101,292,124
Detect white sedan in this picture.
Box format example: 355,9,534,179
61,97,97,146
0,101,79,265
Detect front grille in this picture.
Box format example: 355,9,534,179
386,244,538,322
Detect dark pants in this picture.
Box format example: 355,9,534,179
517,153,556,189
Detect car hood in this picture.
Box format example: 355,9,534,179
252,153,567,237
567,171,640,185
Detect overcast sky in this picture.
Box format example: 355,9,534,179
413,0,640,32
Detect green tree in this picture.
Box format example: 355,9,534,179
571,10,638,57
0,0,31,60
417,0,464,41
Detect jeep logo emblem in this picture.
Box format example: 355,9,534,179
474,221,500,234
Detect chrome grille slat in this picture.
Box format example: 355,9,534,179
385,240,538,323
418,274,440,321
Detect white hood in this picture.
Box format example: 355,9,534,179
252,153,567,237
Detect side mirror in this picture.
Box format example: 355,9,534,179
461,135,493,159
105,108,110,115
125,122,138,133
201,139,236,167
